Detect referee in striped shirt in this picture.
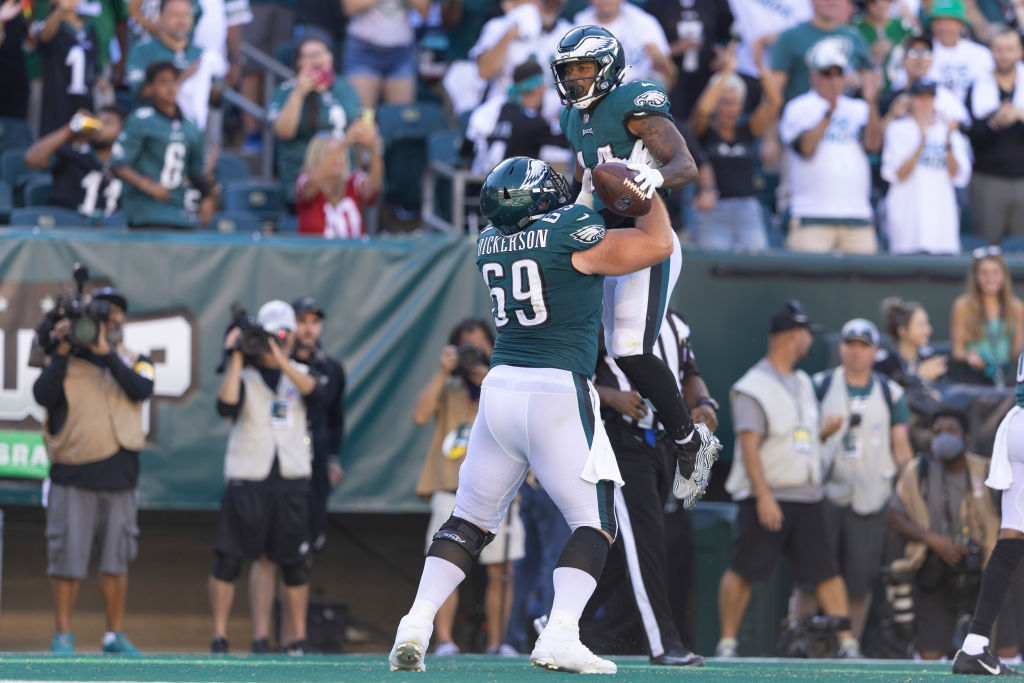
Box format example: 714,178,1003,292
584,308,719,666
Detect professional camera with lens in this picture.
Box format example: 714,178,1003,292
453,344,488,377
32,265,112,362
778,615,852,658
879,565,916,657
228,302,273,365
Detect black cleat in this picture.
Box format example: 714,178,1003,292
650,648,705,666
210,637,229,654
251,638,270,654
953,649,1024,675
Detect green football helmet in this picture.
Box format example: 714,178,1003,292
480,157,572,236
551,25,625,110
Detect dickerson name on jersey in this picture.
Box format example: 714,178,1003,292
477,229,550,256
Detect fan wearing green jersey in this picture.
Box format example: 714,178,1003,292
552,25,717,509
112,61,215,229
390,156,719,674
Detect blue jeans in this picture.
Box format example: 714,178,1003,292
690,196,768,251
504,484,570,652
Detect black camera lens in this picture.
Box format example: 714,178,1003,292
70,316,99,346
849,413,862,428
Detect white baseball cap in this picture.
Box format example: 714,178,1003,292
808,43,850,72
257,300,296,334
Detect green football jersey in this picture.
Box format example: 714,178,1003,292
112,105,205,227
560,80,672,213
125,36,202,97
268,78,362,204
476,202,607,377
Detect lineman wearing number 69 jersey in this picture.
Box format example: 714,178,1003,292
389,156,715,674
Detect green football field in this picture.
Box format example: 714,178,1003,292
0,654,982,682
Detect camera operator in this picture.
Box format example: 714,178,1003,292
209,300,323,655
32,288,152,655
887,407,1001,660
412,318,525,656
248,296,345,651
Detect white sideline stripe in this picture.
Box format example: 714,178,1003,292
613,486,664,657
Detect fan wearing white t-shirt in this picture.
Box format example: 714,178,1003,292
926,1,994,103
573,0,676,89
779,50,883,253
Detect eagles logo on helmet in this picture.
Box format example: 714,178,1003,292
480,157,573,236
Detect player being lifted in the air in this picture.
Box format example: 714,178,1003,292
389,156,718,674
552,26,718,508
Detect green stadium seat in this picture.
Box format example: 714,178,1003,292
276,215,298,233
1001,236,1024,253
215,153,250,183
960,234,987,254
377,102,447,214
9,207,90,229
23,176,52,207
221,181,284,217
425,129,465,224
98,212,127,230
207,211,264,234
0,117,33,153
0,180,11,223
0,148,30,188
273,39,298,70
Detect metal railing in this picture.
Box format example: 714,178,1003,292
420,161,484,234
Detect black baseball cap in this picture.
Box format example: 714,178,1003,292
769,300,822,334
292,296,324,320
93,286,127,312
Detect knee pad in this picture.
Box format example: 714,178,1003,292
555,526,610,581
211,552,242,583
280,560,309,587
429,515,496,573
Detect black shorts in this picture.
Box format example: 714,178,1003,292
214,480,310,564
729,499,839,585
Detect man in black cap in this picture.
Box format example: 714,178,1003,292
248,296,346,650
715,301,855,658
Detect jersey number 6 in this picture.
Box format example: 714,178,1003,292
481,259,549,328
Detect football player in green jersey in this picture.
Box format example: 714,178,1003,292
113,61,215,229
390,156,719,674
552,25,718,509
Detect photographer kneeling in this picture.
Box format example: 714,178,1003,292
32,288,153,655
209,301,323,655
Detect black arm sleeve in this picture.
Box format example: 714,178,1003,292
326,360,345,459
32,353,69,410
217,380,244,419
188,174,212,198
99,352,155,401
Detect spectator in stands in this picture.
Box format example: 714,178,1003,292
295,125,382,238
24,107,125,219
926,0,994,103
193,0,251,89
688,43,780,251
113,61,215,229
32,287,152,655
727,0,810,100
342,0,428,108
771,0,874,103
439,0,498,66
31,0,100,136
412,319,525,656
780,47,883,253
887,407,1000,660
951,247,1024,386
647,0,734,120
880,33,969,126
966,29,1024,245
465,59,566,177
881,79,971,254
239,0,295,150
573,0,676,90
854,0,913,72
0,0,29,121
716,300,855,659
210,300,322,655
874,297,948,389
811,318,913,642
269,36,362,208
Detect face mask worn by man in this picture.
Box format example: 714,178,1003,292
931,432,965,462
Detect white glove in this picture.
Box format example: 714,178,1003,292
577,168,594,208
581,168,594,194
626,163,664,200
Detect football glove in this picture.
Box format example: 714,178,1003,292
626,163,664,200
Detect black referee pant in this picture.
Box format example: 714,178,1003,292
581,419,689,657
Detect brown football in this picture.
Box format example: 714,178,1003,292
593,162,652,217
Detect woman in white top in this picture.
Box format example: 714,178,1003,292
343,0,429,107
881,78,971,254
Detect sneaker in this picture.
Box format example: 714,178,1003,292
50,633,74,654
838,638,862,659
389,612,434,672
282,640,308,656
485,644,519,656
530,619,616,674
953,648,1024,675
673,422,722,510
434,641,460,656
251,638,270,654
240,131,262,154
714,638,738,658
210,637,229,654
102,633,140,655
650,648,704,666
533,614,548,637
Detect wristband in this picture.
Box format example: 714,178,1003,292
695,396,719,412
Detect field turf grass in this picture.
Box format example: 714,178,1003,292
0,654,985,682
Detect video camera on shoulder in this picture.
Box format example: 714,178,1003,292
217,302,289,371
31,264,112,363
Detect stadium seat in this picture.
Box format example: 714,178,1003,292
425,129,465,224
273,39,298,70
276,215,298,234
377,102,447,214
215,153,250,183
0,180,11,223
960,234,987,254
0,117,32,153
23,176,52,207
0,148,30,188
9,207,89,229
207,211,264,234
98,212,127,230
1002,236,1024,253
221,181,284,217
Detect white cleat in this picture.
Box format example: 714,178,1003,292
389,613,433,672
530,620,616,674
